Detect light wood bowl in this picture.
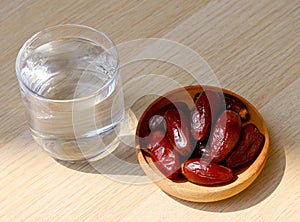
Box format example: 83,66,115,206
136,85,269,202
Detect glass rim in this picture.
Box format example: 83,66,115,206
15,24,120,102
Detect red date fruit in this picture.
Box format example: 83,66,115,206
191,140,210,158
149,115,166,131
150,136,181,179
210,110,242,162
190,91,212,141
182,158,233,185
146,130,167,151
205,90,223,121
222,93,249,121
226,124,265,168
165,109,192,156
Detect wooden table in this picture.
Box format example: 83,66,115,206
1,0,299,221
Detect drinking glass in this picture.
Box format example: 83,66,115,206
16,24,124,162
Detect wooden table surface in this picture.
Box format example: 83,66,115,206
1,0,299,221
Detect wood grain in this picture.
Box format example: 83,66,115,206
0,0,299,221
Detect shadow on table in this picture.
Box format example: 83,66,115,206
56,122,286,211
55,135,151,184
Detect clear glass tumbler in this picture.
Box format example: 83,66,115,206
16,24,124,162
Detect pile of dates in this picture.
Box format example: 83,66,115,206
144,90,265,186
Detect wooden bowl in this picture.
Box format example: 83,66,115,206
135,85,269,202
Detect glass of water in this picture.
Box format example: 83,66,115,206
16,24,124,162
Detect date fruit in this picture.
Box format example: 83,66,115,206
210,110,242,162
149,131,181,179
149,115,166,131
205,90,223,121
190,91,212,141
222,93,249,121
146,130,167,151
182,158,233,185
191,140,210,159
226,124,265,168
165,109,192,156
